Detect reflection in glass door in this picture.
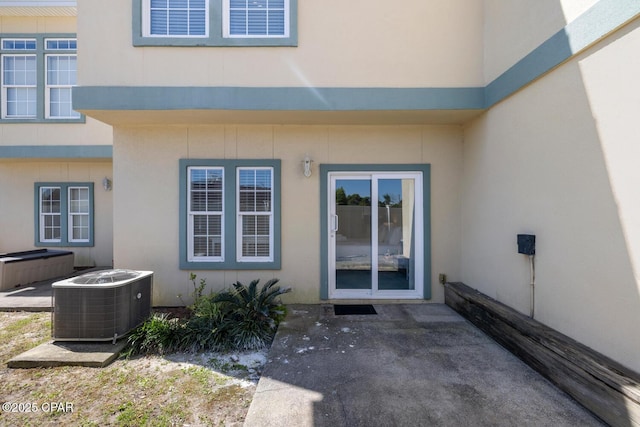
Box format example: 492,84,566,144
329,172,423,299
334,178,372,291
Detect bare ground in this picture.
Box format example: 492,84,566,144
0,311,267,426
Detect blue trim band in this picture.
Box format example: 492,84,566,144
0,145,112,159
74,86,485,112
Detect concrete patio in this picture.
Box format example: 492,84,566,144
245,304,604,426
1,281,608,425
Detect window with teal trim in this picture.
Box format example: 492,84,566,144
0,35,82,123
180,159,281,270
35,183,94,247
134,0,297,46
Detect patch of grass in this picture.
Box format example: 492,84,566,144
115,401,150,426
0,309,264,426
0,312,50,362
209,357,249,374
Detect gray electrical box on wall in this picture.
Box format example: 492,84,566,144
517,234,536,255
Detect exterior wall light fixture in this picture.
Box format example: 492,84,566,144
103,177,112,191
302,155,313,178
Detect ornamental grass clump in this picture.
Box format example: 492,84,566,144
213,279,291,350
126,275,290,355
126,312,183,355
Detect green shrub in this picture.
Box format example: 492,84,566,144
125,275,290,355
214,279,291,350
125,313,182,356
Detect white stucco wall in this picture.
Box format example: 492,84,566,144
0,161,114,267
112,125,462,306
0,15,76,33
462,18,640,372
77,0,484,88
0,119,112,147
483,0,598,84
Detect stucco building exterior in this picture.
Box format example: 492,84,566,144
1,0,639,374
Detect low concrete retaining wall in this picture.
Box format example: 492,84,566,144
0,249,74,291
444,281,640,427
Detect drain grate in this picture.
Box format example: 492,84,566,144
334,304,377,315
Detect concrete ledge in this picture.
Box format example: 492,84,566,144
7,340,127,368
444,282,640,427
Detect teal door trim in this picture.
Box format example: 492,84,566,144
320,164,431,300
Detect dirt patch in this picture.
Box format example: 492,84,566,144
0,311,267,426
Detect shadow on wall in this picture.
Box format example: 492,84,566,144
461,13,640,426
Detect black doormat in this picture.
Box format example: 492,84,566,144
334,304,377,315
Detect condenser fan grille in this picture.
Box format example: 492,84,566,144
69,269,140,284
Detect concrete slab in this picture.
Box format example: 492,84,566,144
0,267,111,312
8,340,127,368
245,304,605,427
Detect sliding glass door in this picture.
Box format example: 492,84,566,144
328,172,423,299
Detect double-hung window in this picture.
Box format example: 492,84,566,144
1,40,37,118
35,183,94,247
237,167,274,261
180,159,280,270
225,0,288,38
188,167,224,260
134,0,297,46
45,39,80,119
1,36,81,122
146,0,208,37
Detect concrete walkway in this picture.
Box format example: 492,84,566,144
245,304,604,427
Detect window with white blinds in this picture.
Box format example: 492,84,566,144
180,159,280,269
188,167,224,261
226,0,288,37
146,0,208,37
135,0,296,46
237,167,273,261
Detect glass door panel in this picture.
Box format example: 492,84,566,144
335,179,372,290
377,179,415,291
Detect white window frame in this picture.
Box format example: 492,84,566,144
2,38,37,51
1,53,37,119
39,186,62,243
44,38,77,51
45,53,80,119
187,166,224,262
236,166,274,263
67,186,90,243
223,0,289,38
142,0,209,38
